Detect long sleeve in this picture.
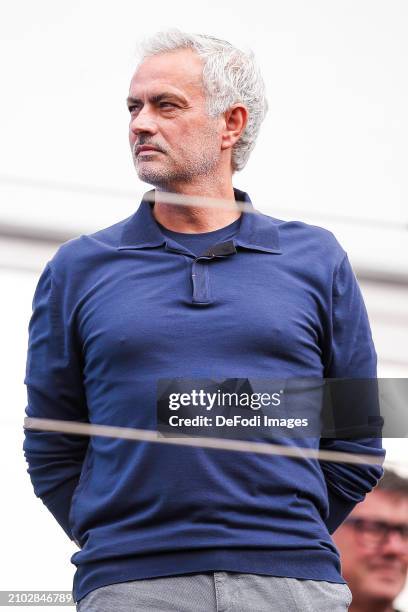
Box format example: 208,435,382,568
320,252,385,533
23,261,89,541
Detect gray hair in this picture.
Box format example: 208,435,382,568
135,29,268,173
376,468,408,496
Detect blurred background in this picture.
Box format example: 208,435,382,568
0,1,407,609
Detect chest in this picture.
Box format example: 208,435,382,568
77,250,329,377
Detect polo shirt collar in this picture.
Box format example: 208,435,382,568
118,187,282,254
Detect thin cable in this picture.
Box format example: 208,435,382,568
1,173,405,230
24,417,390,467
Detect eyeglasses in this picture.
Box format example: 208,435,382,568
344,517,408,548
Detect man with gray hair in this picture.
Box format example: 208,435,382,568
23,29,384,611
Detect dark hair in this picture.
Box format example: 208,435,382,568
376,468,408,496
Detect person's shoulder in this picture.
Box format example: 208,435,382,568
260,210,346,263
48,214,132,275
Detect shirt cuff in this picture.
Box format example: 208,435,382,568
41,478,79,541
325,489,359,534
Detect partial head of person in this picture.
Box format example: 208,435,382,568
333,469,408,612
127,29,268,193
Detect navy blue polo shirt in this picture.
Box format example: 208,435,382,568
23,187,384,604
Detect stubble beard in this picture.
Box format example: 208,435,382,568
133,126,222,190
135,152,220,190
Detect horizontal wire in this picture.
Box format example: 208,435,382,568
24,417,390,467
1,173,405,229
142,189,263,213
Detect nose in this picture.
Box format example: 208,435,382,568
129,106,158,138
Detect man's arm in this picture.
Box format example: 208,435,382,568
23,261,89,541
320,252,385,534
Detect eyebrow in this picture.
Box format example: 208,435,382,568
126,92,187,107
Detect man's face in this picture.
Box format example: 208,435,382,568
333,490,408,607
127,48,224,189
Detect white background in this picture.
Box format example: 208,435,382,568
0,1,407,609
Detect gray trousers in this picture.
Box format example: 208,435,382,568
76,572,352,611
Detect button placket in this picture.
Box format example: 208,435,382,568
190,241,237,306
191,259,211,304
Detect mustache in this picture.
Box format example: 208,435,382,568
133,139,166,156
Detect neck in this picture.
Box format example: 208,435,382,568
152,177,241,233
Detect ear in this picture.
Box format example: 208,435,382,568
220,104,248,151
